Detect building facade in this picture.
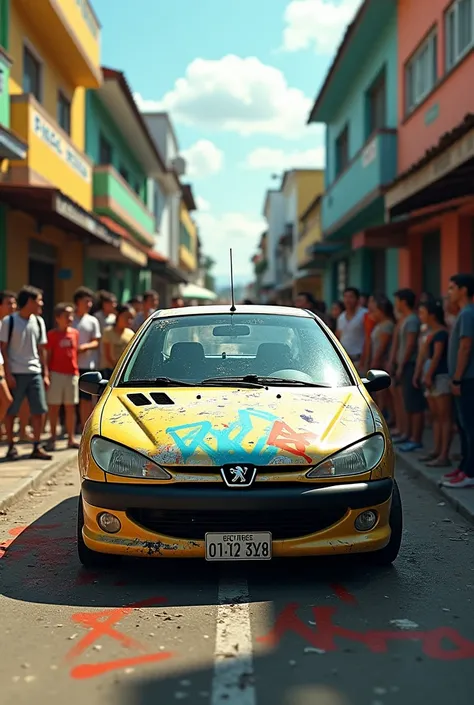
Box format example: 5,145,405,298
296,190,324,301
308,0,399,303
384,0,474,297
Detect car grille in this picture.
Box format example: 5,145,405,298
126,508,348,540
167,465,306,475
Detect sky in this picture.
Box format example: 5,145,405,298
92,0,363,288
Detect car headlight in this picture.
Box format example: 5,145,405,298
91,437,172,480
306,434,385,478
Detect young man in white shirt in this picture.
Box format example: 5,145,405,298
0,286,51,460
336,287,368,364
72,287,101,430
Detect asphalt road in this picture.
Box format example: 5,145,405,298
1,463,473,705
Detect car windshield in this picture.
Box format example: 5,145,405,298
119,313,352,387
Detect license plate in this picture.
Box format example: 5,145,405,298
205,532,272,561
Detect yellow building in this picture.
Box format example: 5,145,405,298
0,0,120,326
295,190,324,300
179,185,198,275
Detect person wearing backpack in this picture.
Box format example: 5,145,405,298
0,286,51,460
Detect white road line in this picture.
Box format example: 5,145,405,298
211,575,256,705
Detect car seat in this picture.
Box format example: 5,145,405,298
255,343,293,375
166,342,206,379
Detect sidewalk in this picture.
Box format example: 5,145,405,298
0,438,78,512
394,429,474,525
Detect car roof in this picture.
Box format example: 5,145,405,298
151,305,315,319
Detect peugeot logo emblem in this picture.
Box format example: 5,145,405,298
220,463,257,488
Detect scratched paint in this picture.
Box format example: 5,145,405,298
98,386,375,468
257,585,474,661
66,597,174,679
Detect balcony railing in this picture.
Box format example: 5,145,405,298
322,129,397,236
93,165,155,246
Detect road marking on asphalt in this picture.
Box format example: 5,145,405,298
211,575,256,705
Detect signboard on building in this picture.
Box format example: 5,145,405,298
54,194,119,247
31,110,91,183
119,239,147,267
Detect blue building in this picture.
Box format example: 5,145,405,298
307,0,399,303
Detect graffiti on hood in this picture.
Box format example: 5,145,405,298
166,408,316,464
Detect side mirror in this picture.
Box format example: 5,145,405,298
361,369,391,394
79,371,109,396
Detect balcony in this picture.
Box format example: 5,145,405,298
14,0,101,88
9,93,93,210
93,165,155,247
322,129,397,238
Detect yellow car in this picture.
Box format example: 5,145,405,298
77,304,401,568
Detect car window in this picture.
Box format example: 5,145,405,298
120,313,352,387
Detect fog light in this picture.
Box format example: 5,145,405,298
97,512,121,534
354,510,378,532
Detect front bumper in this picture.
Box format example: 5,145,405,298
81,478,394,558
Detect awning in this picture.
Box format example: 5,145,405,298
385,118,474,218
99,215,155,267
0,184,120,247
0,124,28,160
180,283,217,301
148,257,188,284
294,268,323,280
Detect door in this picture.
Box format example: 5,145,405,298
422,231,441,298
28,239,57,330
372,250,386,295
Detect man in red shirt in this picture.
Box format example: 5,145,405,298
46,303,80,451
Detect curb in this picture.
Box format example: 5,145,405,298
395,449,474,527
0,449,78,513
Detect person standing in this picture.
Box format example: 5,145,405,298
0,286,51,460
335,287,367,365
393,289,426,452
72,287,101,430
132,290,159,331
443,273,474,489
94,290,117,333
101,304,135,377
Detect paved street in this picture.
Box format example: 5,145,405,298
0,463,473,705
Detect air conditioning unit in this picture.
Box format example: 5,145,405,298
171,156,186,175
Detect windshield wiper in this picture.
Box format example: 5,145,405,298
118,377,197,387
240,375,332,388
200,376,265,389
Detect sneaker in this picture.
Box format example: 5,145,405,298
443,468,462,480
441,471,474,488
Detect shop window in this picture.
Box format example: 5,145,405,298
99,133,112,165
57,91,71,134
445,0,474,72
335,125,349,177
366,69,386,137
23,45,42,102
405,29,437,114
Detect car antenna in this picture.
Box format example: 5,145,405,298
229,247,236,312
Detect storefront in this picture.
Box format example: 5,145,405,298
0,184,120,325
149,254,188,307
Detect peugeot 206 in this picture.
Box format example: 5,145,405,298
77,304,401,568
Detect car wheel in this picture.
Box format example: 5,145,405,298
77,494,119,569
368,479,403,566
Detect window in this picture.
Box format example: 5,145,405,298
99,133,112,165
134,182,141,195
335,125,349,176
445,0,474,71
180,222,192,250
120,313,352,387
23,45,41,101
57,91,71,134
119,165,129,183
366,70,386,136
405,30,437,114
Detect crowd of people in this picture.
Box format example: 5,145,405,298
0,286,185,461
1,277,474,492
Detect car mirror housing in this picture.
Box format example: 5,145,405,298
79,371,109,396
361,369,391,394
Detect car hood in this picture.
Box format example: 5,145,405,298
100,386,375,467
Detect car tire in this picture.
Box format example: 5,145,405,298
368,479,403,566
77,494,118,569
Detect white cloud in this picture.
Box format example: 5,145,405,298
134,55,314,139
195,210,265,280
245,146,325,171
181,139,224,178
282,0,364,54
195,195,210,211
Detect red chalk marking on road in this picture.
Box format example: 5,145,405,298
331,584,357,604
70,651,174,679
257,603,474,660
0,524,72,564
66,597,167,661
